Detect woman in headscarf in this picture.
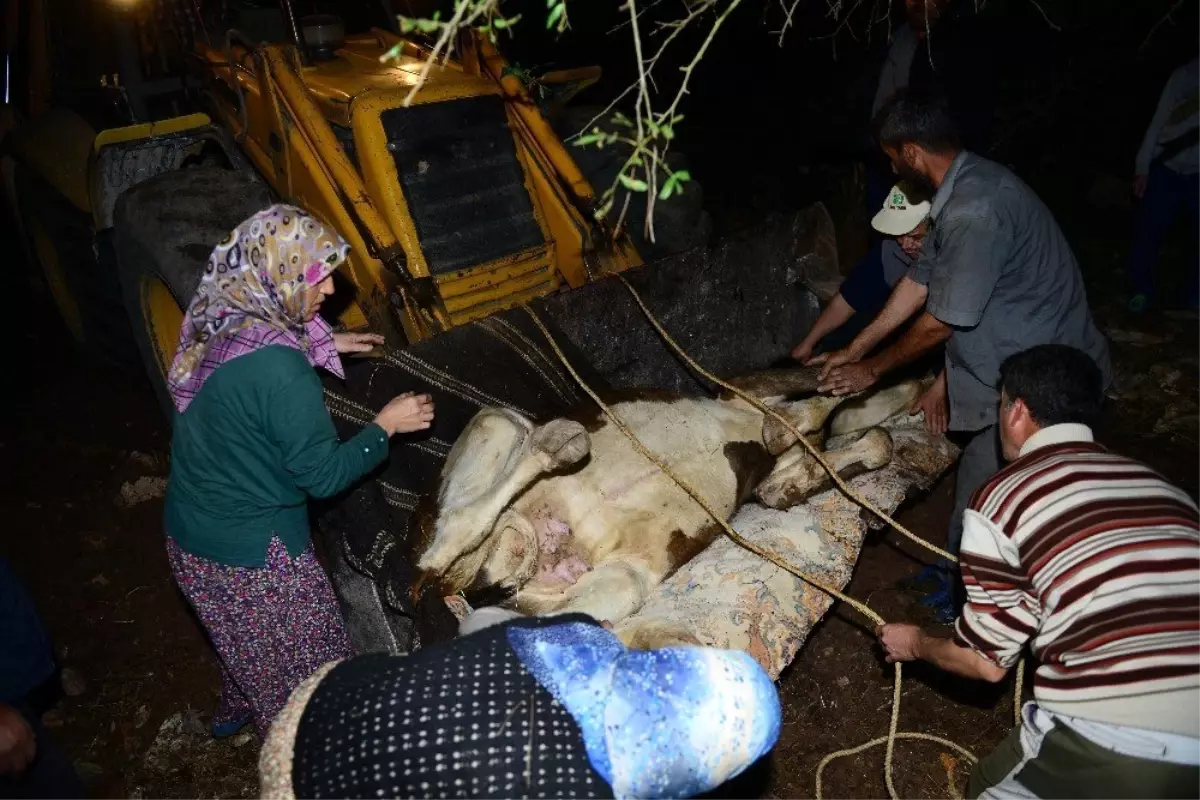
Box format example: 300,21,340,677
164,205,434,740
259,611,781,800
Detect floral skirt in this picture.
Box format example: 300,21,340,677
166,536,352,737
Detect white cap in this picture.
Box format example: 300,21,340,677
871,184,931,236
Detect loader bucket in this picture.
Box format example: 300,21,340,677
318,204,843,653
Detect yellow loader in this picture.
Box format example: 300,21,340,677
2,0,710,414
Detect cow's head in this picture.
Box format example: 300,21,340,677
411,408,591,603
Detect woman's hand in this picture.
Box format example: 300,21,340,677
334,332,385,354
374,392,435,436
911,371,949,435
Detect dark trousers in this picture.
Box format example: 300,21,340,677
0,702,84,799
1128,163,1200,306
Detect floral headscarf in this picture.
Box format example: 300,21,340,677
167,205,351,413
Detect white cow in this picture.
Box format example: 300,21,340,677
410,369,926,643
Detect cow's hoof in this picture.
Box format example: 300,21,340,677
614,619,703,650
532,419,591,468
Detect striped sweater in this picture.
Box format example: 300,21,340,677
954,423,1200,737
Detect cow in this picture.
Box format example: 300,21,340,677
410,368,927,645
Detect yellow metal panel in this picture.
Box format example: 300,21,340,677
8,108,95,212
92,113,212,152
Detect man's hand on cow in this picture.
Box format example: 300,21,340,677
809,346,858,380
911,372,949,435
876,624,924,664
818,360,878,396
791,340,815,364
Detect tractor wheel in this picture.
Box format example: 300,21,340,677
112,167,271,420
555,106,712,259
6,158,136,366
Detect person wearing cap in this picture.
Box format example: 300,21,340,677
791,183,932,365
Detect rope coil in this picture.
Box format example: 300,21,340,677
520,274,1022,798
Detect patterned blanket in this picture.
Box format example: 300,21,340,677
616,418,959,679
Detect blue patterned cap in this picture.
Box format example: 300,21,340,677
508,621,781,799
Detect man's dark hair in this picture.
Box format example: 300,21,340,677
873,89,963,154
999,345,1104,429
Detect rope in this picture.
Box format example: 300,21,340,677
519,277,1022,798
610,274,1029,728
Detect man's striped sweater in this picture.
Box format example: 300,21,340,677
954,423,1199,737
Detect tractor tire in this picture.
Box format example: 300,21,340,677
7,159,136,366
113,166,271,420
555,106,712,260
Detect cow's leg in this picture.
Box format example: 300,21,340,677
511,557,657,624
418,409,590,576
613,617,702,650
721,367,823,401
755,427,894,508
761,395,847,455
828,377,930,436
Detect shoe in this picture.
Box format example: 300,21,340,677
901,563,950,593
1127,293,1150,314
931,600,958,625
211,717,251,738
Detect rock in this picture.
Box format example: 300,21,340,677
90,573,110,588
115,476,168,508
60,667,87,697
143,710,210,775
128,451,159,471
1149,364,1183,395
835,675,851,689
134,704,151,729
1154,401,1199,435
1106,328,1171,346
72,760,105,784
230,731,255,748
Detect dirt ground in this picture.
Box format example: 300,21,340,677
4,209,1198,798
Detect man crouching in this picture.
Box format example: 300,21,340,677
878,344,1199,799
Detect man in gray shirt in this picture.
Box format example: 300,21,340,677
814,90,1112,617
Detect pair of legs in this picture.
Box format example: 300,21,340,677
166,537,353,737
969,704,1198,799
915,425,1000,620
1128,164,1200,311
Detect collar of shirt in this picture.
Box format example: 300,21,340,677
929,150,971,220
1018,423,1095,457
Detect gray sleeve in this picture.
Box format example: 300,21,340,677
924,215,1012,329
908,246,933,286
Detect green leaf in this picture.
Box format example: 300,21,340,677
379,43,403,62
619,173,649,192
611,111,633,127
546,3,565,29
573,133,605,147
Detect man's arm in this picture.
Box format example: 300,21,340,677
841,276,927,361
1135,68,1183,181
878,624,1008,683
818,310,952,396
792,293,856,362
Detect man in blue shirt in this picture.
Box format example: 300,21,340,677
792,183,932,365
